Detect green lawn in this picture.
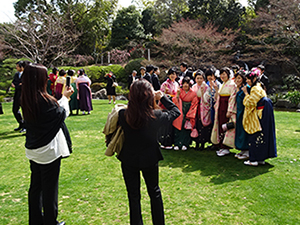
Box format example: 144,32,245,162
0,100,300,224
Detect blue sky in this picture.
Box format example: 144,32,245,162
0,0,248,23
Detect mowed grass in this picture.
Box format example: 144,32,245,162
0,100,300,224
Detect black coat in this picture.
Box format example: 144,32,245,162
142,72,152,84
151,73,161,91
118,95,180,168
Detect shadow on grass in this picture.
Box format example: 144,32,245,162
0,131,24,140
160,148,274,185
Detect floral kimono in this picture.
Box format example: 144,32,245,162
211,79,236,149
172,88,198,148
191,82,212,144
158,78,179,146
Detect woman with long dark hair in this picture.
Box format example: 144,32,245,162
76,68,93,115
21,63,73,225
118,79,180,225
242,68,277,166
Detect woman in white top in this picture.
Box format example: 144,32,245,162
21,63,73,225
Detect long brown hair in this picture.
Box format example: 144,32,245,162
21,64,57,122
125,79,156,129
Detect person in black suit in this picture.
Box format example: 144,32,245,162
141,65,152,83
128,70,137,89
151,66,161,91
257,65,269,94
11,61,26,133
118,79,180,225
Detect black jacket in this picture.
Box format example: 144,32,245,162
142,72,152,84
25,97,72,154
118,95,180,168
151,73,161,91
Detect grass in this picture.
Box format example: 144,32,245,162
0,100,300,224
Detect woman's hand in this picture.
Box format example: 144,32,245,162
165,86,169,93
241,85,248,94
226,112,232,118
176,89,180,98
63,86,74,99
154,90,164,100
212,81,218,91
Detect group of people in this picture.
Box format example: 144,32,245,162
127,62,277,167
47,67,93,115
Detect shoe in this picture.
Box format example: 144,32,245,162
14,126,22,131
235,151,244,158
165,146,173,150
160,145,165,149
182,146,187,151
258,161,265,165
216,149,230,156
244,160,258,166
58,222,66,225
108,101,111,104
113,101,116,104
174,146,179,151
88,111,91,114
82,111,85,115
238,154,249,160
19,128,26,133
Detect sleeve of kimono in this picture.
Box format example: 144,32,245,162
228,87,237,114
243,86,262,108
160,82,166,93
186,94,199,119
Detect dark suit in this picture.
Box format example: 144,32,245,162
142,72,152,84
259,74,269,94
151,73,161,91
118,96,180,225
128,74,137,89
12,72,24,127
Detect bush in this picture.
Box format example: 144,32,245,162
282,74,300,90
124,58,145,77
90,82,106,92
284,90,300,105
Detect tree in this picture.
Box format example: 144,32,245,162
187,0,245,31
0,10,80,66
154,19,237,67
109,5,145,48
141,7,158,37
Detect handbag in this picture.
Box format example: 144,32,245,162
190,128,198,138
222,121,235,132
184,120,193,130
112,82,118,87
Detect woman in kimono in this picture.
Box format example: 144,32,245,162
211,67,237,156
234,70,250,160
67,69,79,115
191,70,212,150
242,69,277,166
76,69,93,115
47,67,58,96
173,77,198,151
54,69,66,100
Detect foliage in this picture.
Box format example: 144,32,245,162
154,19,237,68
284,90,300,105
141,7,158,37
124,58,146,76
282,74,300,90
188,0,246,31
54,55,95,67
90,82,107,92
115,85,130,95
1,103,300,224
109,49,131,64
109,5,145,48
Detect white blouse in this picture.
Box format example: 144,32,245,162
25,96,70,164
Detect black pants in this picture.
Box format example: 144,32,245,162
12,90,23,127
28,158,61,225
121,163,165,225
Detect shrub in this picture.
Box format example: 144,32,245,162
124,58,145,77
282,74,300,90
110,49,131,64
284,90,300,105
90,82,106,92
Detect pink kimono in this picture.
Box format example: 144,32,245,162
172,88,198,130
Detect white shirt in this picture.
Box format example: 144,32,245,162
25,96,70,164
